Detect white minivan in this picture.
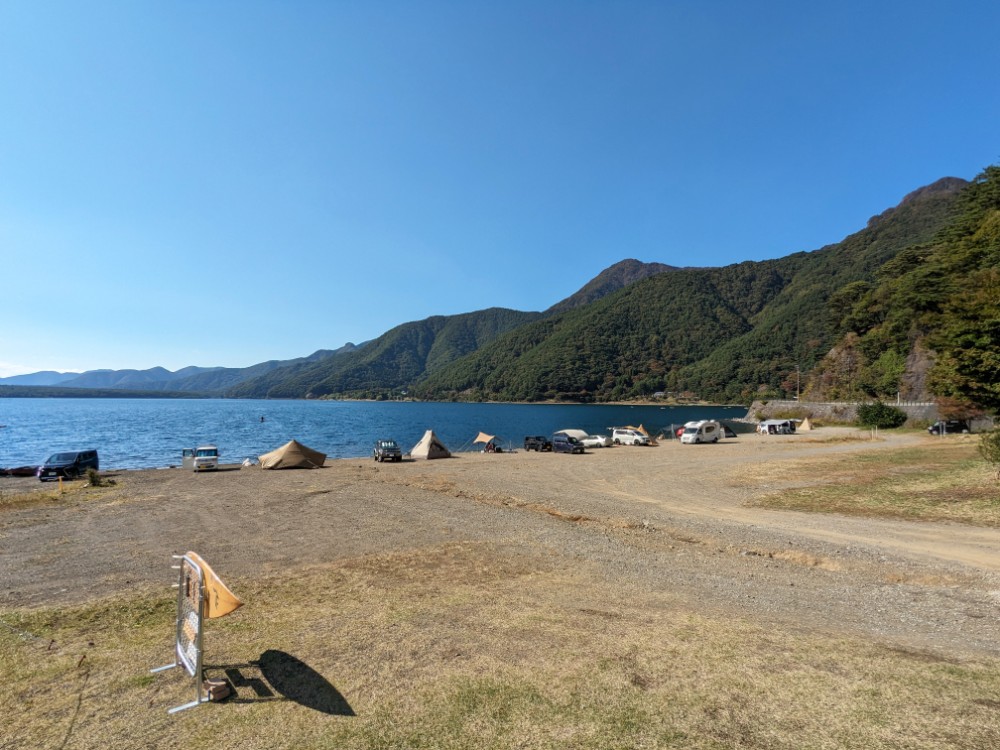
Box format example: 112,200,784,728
192,445,220,471
680,420,721,444
612,428,650,446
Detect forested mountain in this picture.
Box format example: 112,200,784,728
159,348,354,393
0,371,80,386
57,365,223,390
8,170,995,409
412,175,970,403
676,176,968,402
810,167,1000,411
545,259,679,314
226,261,676,399
227,308,542,399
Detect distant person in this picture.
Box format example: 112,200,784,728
260,416,265,423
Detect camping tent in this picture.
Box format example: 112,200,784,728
410,430,451,460
799,417,813,431
258,439,327,469
473,432,495,445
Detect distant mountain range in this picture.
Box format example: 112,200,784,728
0,346,357,394
4,168,998,409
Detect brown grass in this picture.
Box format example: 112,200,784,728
3,543,999,749
738,440,1000,525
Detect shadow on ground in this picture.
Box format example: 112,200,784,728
205,649,355,715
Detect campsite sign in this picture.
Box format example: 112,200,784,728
151,552,243,713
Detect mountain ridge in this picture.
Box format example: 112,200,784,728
4,172,991,408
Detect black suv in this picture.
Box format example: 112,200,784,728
927,420,970,435
373,439,402,462
37,450,99,481
523,435,552,452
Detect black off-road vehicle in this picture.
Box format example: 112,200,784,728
523,436,552,452
373,439,403,462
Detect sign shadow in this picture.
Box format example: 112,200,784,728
204,649,355,716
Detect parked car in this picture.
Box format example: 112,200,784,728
552,432,585,454
37,449,99,481
612,428,650,446
193,445,219,471
927,419,970,435
524,435,553,452
373,439,403,462
581,434,612,448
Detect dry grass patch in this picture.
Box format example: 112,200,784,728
3,546,1000,750
739,441,1000,525
0,481,118,511
739,547,843,572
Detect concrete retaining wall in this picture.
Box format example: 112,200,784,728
745,400,939,424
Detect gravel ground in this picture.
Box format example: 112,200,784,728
3,428,999,661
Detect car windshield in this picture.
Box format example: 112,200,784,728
47,452,78,463
683,427,698,434
380,441,398,449
196,448,217,457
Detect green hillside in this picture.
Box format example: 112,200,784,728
413,176,969,403
811,166,1000,410
227,308,542,399
677,177,967,402
223,169,997,407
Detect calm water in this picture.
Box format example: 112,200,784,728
0,398,751,470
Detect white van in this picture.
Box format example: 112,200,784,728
612,428,650,446
680,420,721,444
192,445,219,471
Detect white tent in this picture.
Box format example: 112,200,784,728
410,430,451,460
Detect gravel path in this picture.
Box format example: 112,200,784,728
3,428,998,660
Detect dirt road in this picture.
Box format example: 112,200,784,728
3,428,998,659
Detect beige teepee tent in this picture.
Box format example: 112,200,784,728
258,439,327,469
410,430,451,460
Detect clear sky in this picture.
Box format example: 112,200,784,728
2,1,998,377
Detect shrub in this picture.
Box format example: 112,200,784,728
979,429,1000,480
856,401,907,429
86,467,110,487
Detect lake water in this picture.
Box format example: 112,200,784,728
0,398,752,470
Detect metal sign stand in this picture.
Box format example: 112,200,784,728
151,554,207,713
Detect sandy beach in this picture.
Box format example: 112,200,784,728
4,427,999,660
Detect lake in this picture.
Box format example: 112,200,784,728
0,398,752,470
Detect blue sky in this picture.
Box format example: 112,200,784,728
2,1,998,377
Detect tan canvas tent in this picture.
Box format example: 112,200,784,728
258,439,326,469
410,430,451,460
800,417,813,431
